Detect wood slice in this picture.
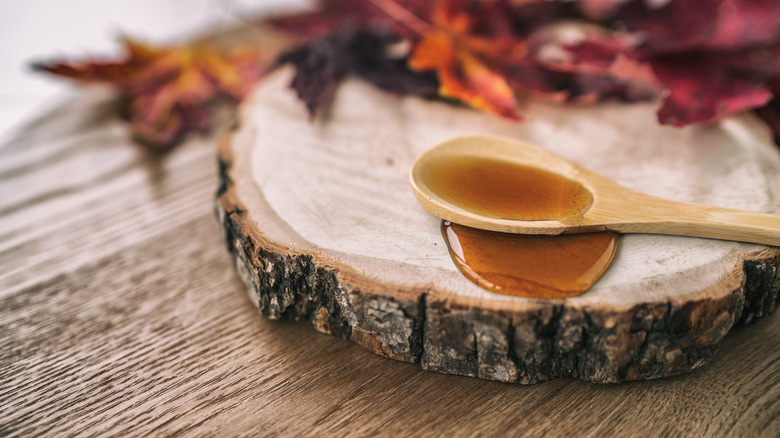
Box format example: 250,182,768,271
215,68,780,383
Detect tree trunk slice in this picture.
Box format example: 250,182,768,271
216,68,780,383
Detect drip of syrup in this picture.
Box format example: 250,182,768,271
427,154,617,298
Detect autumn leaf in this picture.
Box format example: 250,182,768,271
652,56,773,126
616,0,780,53
573,0,780,126
510,26,658,104
33,36,266,148
605,0,780,125
267,0,432,40
405,1,652,118
267,0,385,39
408,0,522,120
277,28,438,118
410,29,521,119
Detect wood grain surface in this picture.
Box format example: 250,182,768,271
2,85,780,437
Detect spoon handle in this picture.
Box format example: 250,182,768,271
615,199,780,246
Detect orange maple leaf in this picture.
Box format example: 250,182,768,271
33,37,267,147
408,0,523,120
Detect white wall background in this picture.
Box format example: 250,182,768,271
0,0,308,142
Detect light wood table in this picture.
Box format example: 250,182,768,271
2,87,779,437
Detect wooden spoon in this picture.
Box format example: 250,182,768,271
410,135,780,246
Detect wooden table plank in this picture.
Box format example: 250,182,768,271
1,88,779,437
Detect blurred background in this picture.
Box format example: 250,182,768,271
0,0,308,143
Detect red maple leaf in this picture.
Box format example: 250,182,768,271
408,0,524,120
33,36,267,147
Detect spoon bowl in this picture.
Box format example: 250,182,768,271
410,135,780,246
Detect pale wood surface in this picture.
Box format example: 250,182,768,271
218,69,780,384
2,84,780,436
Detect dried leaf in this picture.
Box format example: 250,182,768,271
33,37,266,147
409,0,522,120
278,28,438,118
267,0,384,39
618,0,780,53
267,0,432,40
531,19,780,125
522,27,658,103
652,56,772,126
596,0,780,125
